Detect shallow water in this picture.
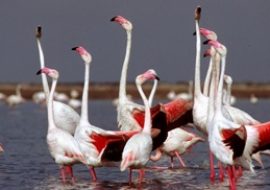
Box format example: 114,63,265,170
0,99,270,190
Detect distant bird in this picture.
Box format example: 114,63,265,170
121,69,159,184
32,91,46,105
37,67,85,183
35,26,80,135
167,80,193,101
223,75,236,105
54,91,69,103
250,94,258,104
6,84,25,107
151,128,204,168
0,92,6,101
68,89,81,109
72,46,139,182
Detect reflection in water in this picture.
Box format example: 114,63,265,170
0,100,270,189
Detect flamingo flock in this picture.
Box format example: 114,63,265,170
0,5,270,190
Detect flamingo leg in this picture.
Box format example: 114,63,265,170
89,166,97,182
60,167,66,183
218,161,224,182
209,150,215,182
170,156,174,168
227,166,236,190
138,169,145,184
129,168,133,185
65,165,75,183
174,151,186,167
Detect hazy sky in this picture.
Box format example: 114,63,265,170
1,1,270,83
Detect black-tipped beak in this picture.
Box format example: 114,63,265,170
203,39,210,45
155,76,160,81
195,6,201,21
36,69,42,75
36,26,42,38
193,31,196,36
203,53,208,58
71,47,78,51
110,16,117,22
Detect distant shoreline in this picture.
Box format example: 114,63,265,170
1,82,270,100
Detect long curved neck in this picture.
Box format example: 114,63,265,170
148,79,158,107
48,78,57,131
80,62,90,123
203,58,213,96
194,20,202,97
136,83,151,134
207,54,218,124
119,30,132,103
36,38,50,100
16,86,21,97
225,81,232,105
216,55,226,112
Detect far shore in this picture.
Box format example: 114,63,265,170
2,82,270,100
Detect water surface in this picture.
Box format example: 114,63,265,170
0,99,270,189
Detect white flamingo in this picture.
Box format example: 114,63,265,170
111,15,193,134
37,67,85,183
68,89,81,109
167,80,193,101
32,91,46,104
35,26,80,135
72,46,139,181
120,69,159,184
6,84,25,107
223,75,236,105
151,128,204,168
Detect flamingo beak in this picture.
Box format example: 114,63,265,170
203,39,211,45
155,76,160,81
36,69,42,75
36,26,42,38
71,47,78,51
110,16,117,22
193,31,196,36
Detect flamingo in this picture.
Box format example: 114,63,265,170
151,128,204,168
35,26,80,135
36,67,85,183
68,89,81,109
223,75,236,105
120,69,159,184
6,84,25,107
32,91,46,105
72,46,139,181
207,40,270,189
111,15,193,134
167,80,193,101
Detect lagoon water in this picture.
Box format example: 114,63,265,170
0,99,270,190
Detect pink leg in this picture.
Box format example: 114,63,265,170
60,167,66,183
89,166,97,182
209,150,215,182
174,151,186,167
218,161,224,182
138,169,145,184
170,156,174,168
129,168,133,185
227,166,236,190
65,165,75,183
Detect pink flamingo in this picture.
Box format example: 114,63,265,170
151,128,204,168
35,26,80,135
121,69,159,185
72,46,139,182
36,67,85,183
111,15,193,134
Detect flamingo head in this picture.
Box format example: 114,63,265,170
194,6,201,21
36,67,59,80
36,25,42,38
136,69,160,85
203,46,216,58
224,74,233,86
111,15,133,31
199,28,217,41
204,40,227,56
72,46,92,64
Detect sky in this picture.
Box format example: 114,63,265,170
0,1,270,83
